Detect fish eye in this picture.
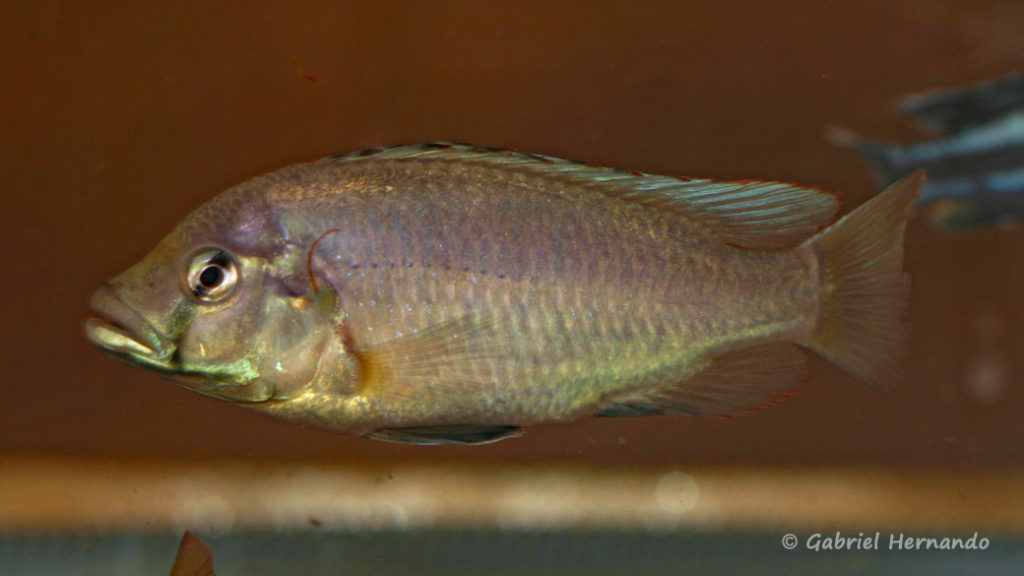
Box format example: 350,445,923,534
185,249,239,302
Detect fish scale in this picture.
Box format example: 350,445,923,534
300,154,815,420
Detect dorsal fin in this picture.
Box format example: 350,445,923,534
321,143,841,249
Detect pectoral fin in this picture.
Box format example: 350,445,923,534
366,425,522,445
597,343,808,417
356,313,505,401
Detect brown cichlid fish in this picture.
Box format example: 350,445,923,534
85,144,924,445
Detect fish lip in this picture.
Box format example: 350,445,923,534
85,286,274,402
85,284,175,365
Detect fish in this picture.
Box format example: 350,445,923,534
85,144,923,445
168,532,216,576
830,69,1024,231
900,69,1024,134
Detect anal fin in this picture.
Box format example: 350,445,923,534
366,425,522,445
597,343,808,417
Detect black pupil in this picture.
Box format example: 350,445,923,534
198,265,223,289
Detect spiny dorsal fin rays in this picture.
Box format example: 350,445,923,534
320,143,840,249
620,179,839,248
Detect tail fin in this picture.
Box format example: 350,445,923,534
801,170,925,389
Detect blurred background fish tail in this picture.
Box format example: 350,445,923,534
826,126,905,186
833,69,1024,231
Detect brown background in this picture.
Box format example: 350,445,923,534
3,1,1023,471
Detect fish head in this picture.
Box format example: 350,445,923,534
85,186,344,404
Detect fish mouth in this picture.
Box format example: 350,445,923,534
86,285,275,403
85,285,176,371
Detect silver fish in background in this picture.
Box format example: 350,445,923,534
902,69,1024,134
831,69,1024,231
86,144,923,445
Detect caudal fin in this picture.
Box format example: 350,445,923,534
802,170,925,389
